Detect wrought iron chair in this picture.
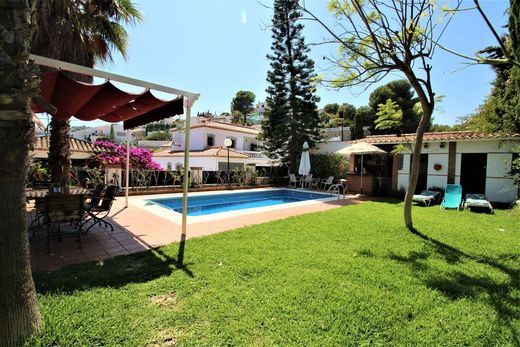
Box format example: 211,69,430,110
44,194,85,253
84,185,118,233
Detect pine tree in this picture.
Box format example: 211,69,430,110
261,0,321,173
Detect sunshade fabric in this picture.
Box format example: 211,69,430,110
34,71,184,130
336,142,386,155
298,141,311,176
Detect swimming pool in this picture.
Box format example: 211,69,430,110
147,189,330,216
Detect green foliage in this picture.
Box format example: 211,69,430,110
429,124,453,132
310,153,349,179
261,0,322,173
145,121,171,133
374,99,403,132
231,90,255,125
369,80,422,134
351,106,373,140
31,202,520,345
145,130,171,141
26,161,50,186
321,103,356,128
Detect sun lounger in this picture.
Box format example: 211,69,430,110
440,184,463,210
464,194,494,213
412,190,441,206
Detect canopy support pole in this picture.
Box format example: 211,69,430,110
125,130,130,208
178,96,195,266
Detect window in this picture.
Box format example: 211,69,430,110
250,143,258,151
166,162,172,170
207,134,215,147
398,154,404,170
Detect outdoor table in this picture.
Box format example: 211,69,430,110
26,187,90,200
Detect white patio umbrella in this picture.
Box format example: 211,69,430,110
298,141,311,187
337,142,386,195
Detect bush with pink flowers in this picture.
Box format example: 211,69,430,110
92,140,162,170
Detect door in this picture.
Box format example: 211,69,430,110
415,154,429,193
460,153,487,196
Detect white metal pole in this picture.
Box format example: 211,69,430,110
181,98,192,240
125,130,130,207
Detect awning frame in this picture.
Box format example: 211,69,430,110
30,54,198,264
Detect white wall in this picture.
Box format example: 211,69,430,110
426,153,449,189
396,139,518,202
154,156,250,172
172,127,260,151
486,153,517,202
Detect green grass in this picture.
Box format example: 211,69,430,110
30,201,520,346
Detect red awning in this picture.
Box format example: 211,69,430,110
33,71,184,129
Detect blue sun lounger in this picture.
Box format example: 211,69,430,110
440,184,463,210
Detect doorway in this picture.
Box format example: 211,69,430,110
460,153,487,196
414,154,429,193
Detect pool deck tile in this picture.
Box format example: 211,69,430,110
29,191,364,271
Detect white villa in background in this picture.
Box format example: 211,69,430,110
152,116,275,171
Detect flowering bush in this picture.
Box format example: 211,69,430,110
92,140,162,170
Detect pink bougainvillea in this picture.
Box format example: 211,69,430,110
93,140,162,170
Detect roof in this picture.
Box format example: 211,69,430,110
350,131,520,145
172,121,260,135
154,146,249,159
31,136,105,159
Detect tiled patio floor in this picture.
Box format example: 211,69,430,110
29,192,364,272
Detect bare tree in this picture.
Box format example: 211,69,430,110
300,0,459,230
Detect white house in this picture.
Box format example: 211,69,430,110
152,117,275,171
316,131,519,203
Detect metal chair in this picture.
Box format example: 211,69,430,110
44,194,85,253
84,185,118,233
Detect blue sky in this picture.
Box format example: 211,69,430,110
72,0,510,127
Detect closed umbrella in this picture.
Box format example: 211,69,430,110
298,141,311,187
337,142,386,195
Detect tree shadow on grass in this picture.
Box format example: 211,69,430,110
386,227,520,344
34,246,194,295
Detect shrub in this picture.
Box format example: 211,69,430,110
309,153,349,180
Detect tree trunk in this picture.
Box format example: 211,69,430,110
403,105,433,230
0,1,42,345
49,117,71,187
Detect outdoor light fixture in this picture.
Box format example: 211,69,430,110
224,138,233,187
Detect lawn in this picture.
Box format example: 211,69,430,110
30,201,520,346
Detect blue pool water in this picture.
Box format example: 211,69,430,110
147,189,329,216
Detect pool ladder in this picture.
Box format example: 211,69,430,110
327,184,346,200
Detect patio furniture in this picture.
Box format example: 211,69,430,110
289,174,300,188
84,183,105,209
302,174,313,189
84,185,118,233
320,176,334,191
44,194,85,253
412,190,441,206
309,177,321,190
464,194,494,213
440,184,463,210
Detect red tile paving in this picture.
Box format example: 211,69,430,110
29,191,364,272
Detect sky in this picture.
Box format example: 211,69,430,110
69,0,511,128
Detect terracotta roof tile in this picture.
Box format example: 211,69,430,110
154,146,249,159
350,131,520,144
33,136,106,153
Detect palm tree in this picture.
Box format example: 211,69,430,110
0,2,42,345
31,0,143,187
